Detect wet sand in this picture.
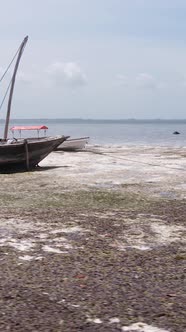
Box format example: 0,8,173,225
0,145,186,331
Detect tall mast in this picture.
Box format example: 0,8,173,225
3,36,28,140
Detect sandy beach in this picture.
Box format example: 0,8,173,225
0,145,186,332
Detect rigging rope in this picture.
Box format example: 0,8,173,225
0,78,12,111
0,41,24,112
86,148,186,172
0,45,21,83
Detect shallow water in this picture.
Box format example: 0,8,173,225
1,120,186,146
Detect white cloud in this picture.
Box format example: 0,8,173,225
46,62,87,88
135,73,157,89
116,73,161,90
116,74,129,86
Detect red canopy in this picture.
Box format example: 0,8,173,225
10,125,48,131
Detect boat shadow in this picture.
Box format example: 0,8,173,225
54,149,89,153
33,165,70,172
0,165,69,174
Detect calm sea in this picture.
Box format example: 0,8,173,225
0,120,186,147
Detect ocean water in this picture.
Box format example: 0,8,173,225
0,120,186,147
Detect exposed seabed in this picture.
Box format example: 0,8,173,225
0,145,185,331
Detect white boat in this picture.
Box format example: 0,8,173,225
57,137,89,151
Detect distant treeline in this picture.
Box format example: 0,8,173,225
0,118,186,124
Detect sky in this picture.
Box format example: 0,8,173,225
1,0,186,119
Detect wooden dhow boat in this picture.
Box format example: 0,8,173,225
0,36,67,171
0,135,66,170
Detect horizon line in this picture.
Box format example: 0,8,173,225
1,118,186,121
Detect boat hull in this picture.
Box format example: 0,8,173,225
0,135,67,170
57,137,89,151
